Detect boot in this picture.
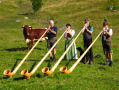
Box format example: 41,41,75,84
50,57,53,62
83,60,86,64
86,60,89,64
53,56,55,62
89,61,93,65
109,61,113,67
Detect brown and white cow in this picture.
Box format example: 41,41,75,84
22,25,48,51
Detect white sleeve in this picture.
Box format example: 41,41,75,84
109,29,113,36
71,30,75,37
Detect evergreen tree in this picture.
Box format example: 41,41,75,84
30,0,43,13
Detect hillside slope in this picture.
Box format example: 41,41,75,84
0,0,119,89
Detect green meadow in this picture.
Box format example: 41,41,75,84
0,0,119,89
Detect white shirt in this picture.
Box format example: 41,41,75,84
102,28,113,41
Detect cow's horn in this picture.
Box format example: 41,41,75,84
22,25,24,28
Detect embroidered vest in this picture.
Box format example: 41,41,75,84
102,28,112,43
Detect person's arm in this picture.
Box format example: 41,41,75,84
65,31,67,37
106,29,113,37
85,26,93,35
48,27,57,35
100,30,103,37
65,28,73,37
67,30,73,37
81,24,87,33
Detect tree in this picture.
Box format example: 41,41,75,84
30,0,43,13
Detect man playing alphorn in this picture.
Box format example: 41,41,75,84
47,20,57,62
81,19,93,64
100,20,113,67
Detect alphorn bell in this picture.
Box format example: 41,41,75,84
3,29,48,78
21,30,67,78
42,26,86,75
60,31,103,73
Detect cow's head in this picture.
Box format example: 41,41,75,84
22,25,32,36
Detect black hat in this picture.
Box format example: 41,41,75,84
103,19,108,26
66,23,71,27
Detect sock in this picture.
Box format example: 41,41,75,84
110,59,113,61
106,59,109,65
50,57,52,60
53,55,55,59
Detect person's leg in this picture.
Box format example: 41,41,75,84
89,39,93,64
103,44,109,65
84,40,89,63
89,47,93,64
108,42,113,67
109,53,112,60
109,52,113,67
48,48,53,61
53,48,56,61
49,48,52,57
51,37,57,61
105,51,109,66
47,39,53,61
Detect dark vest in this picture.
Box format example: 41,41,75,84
83,25,92,40
102,28,112,43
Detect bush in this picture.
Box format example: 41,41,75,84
30,0,43,13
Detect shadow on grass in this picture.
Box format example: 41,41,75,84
14,77,26,81
2,77,9,79
18,13,34,16
47,61,51,67
16,59,40,62
36,73,42,78
11,60,18,72
98,62,106,65
98,66,106,70
65,60,70,67
36,73,49,78
2,47,44,52
29,62,36,72
2,47,27,52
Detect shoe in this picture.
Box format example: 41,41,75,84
83,60,86,64
86,60,89,64
106,59,109,66
109,61,112,67
89,61,93,65
106,61,109,66
73,59,78,62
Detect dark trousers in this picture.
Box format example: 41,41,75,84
84,39,93,62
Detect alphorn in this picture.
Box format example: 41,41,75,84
21,30,67,78
42,27,85,75
3,29,48,78
60,31,103,74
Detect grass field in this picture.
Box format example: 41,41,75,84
0,0,119,89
